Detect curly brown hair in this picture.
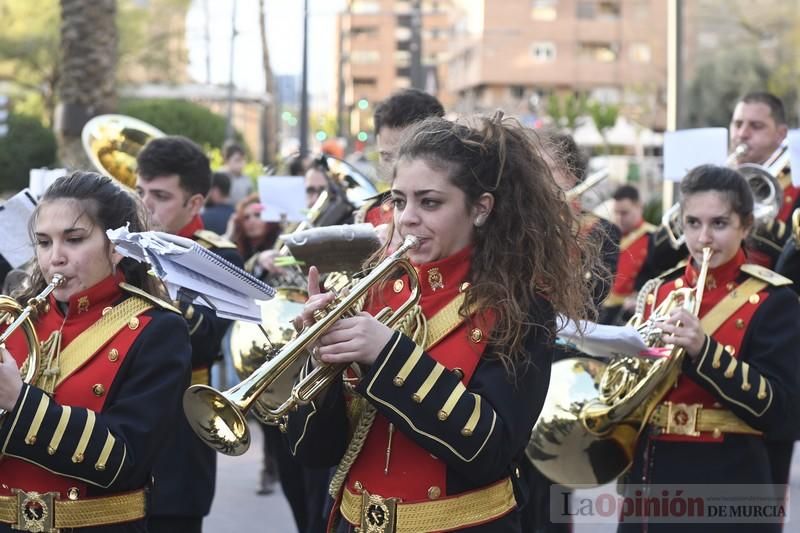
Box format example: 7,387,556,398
375,113,598,371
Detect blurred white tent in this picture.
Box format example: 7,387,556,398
573,116,663,147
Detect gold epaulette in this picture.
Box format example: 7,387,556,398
657,259,688,280
353,192,388,224
119,283,181,314
193,229,237,250
740,264,793,287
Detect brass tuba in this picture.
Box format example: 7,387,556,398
184,236,421,456
0,274,65,417
81,114,165,189
527,248,712,487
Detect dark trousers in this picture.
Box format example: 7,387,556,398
266,424,330,533
147,516,202,533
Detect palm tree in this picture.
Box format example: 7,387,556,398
55,0,118,169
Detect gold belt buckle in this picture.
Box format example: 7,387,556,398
665,402,701,436
360,490,398,533
11,490,58,533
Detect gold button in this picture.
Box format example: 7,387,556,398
712,428,722,439
102,306,113,316
382,203,392,212
184,304,195,320
25,436,36,445
749,294,760,305
67,487,79,500
47,446,56,456
459,282,470,293
437,410,448,421
108,348,119,362
72,453,84,463
128,317,140,330
725,345,736,355
515,467,521,478
742,382,752,391
393,279,404,293
427,486,441,500
786,195,792,204
452,368,464,380
354,481,363,493
646,294,655,305
461,428,473,437
95,462,106,471
712,360,721,369
411,393,422,403
470,328,483,343
674,279,684,288
44,303,50,314
758,390,767,400
726,282,736,291
735,319,745,330
393,376,404,387
92,384,105,397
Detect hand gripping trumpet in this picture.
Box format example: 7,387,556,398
183,236,421,456
0,274,65,417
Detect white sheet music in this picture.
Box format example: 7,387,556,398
556,316,648,359
107,226,274,322
0,189,37,268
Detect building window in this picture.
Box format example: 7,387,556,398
576,0,594,19
395,50,412,68
511,85,526,99
597,1,621,19
531,0,557,21
530,41,557,62
351,50,380,64
578,41,618,62
352,26,378,38
351,1,380,14
353,77,377,88
395,26,412,41
629,43,651,63
395,76,412,89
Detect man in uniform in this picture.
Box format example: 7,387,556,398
357,89,445,229
599,185,654,325
136,135,244,533
729,91,793,268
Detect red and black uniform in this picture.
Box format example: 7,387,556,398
285,246,555,532
0,273,190,532
619,249,800,533
600,221,654,325
148,215,243,530
355,192,393,228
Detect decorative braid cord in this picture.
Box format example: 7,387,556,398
327,304,426,498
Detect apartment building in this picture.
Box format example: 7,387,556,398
336,0,454,139
447,0,668,129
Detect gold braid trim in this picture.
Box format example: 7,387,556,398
328,304,426,498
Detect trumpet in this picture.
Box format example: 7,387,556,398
0,274,65,417
184,236,421,456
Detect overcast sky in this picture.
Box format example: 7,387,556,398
185,0,345,106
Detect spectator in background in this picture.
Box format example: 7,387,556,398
201,171,236,235
222,140,254,205
230,193,282,275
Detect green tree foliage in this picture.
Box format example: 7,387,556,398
546,93,587,132
587,100,619,154
686,48,771,127
0,113,57,191
119,98,244,150
0,0,191,124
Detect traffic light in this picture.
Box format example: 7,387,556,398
357,98,369,110
0,95,8,138
357,131,368,142
315,130,327,142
